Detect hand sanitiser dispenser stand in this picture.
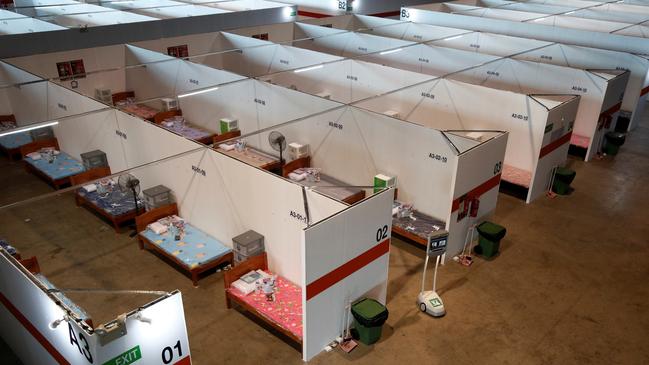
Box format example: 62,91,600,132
417,231,448,317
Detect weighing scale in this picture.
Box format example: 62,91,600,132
417,230,448,317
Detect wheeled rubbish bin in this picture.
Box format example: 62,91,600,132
351,298,389,345
474,221,507,258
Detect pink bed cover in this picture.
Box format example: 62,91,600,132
502,164,532,188
570,134,590,149
228,273,303,339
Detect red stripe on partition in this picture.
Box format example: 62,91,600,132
369,10,401,18
641,86,649,96
0,293,70,365
174,356,192,365
600,102,622,117
306,239,390,301
451,174,502,212
539,131,573,158
297,10,332,18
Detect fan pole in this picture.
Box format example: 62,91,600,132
131,186,139,215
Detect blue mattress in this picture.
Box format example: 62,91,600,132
35,274,90,321
78,188,139,217
140,221,231,269
0,132,32,150
24,152,85,180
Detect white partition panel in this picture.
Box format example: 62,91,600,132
353,78,579,203
293,29,417,58
359,43,628,161
302,188,393,361
7,45,127,98
401,4,649,55
265,59,435,104
177,78,342,135
0,252,192,365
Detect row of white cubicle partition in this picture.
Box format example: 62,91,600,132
2,2,647,362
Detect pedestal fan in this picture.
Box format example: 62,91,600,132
118,173,141,237
268,131,287,166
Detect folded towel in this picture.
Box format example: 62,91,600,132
26,152,41,160
83,184,97,193
219,143,235,151
288,172,307,182
148,222,168,235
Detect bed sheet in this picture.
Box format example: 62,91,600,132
161,118,213,141
140,220,231,269
570,134,590,149
228,273,303,339
119,103,158,120
25,152,85,180
78,188,139,216
293,169,362,203
502,164,532,188
35,274,91,320
392,201,446,242
0,131,33,149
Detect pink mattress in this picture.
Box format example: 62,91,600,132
120,104,158,120
502,164,532,188
570,134,590,149
229,274,303,339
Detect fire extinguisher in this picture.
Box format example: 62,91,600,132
470,197,480,218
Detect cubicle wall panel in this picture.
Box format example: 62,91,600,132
53,109,129,173
0,253,101,365
447,132,508,256
302,189,393,361
7,45,126,100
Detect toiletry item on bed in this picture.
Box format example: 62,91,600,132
148,221,168,235
218,143,235,151
288,171,307,182
26,152,42,160
83,184,97,193
232,270,271,295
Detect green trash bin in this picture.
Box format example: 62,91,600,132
474,221,506,258
351,298,389,345
552,167,576,195
603,131,626,155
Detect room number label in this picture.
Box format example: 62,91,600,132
469,44,480,49
429,153,448,163
161,340,183,364
346,75,358,81
253,98,266,106
115,130,127,140
418,57,430,63
189,79,199,85
511,113,528,121
540,55,553,60
571,86,588,93
192,165,206,176
328,121,343,130
58,103,68,111
358,47,368,52
421,92,435,99
290,210,308,224
401,9,410,18
486,71,500,77
376,225,389,242
279,59,289,65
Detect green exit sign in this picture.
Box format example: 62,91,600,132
103,346,142,365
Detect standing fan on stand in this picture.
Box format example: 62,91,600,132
118,173,141,237
268,131,287,168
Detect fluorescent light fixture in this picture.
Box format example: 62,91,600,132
443,35,463,41
294,65,324,73
380,48,403,55
177,86,219,98
564,11,575,15
0,120,58,137
532,17,547,22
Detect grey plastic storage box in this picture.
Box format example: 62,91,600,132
232,230,264,265
142,185,172,211
30,126,54,141
80,150,108,169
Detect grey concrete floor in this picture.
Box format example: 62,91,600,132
1,110,648,364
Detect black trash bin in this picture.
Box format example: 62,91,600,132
604,131,626,155
351,298,389,345
552,167,576,195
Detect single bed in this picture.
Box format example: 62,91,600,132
136,203,233,286
224,253,303,345
154,110,215,145
70,167,143,232
0,115,33,159
20,256,93,328
20,138,86,189
216,140,282,172
113,91,164,122
283,156,366,205
501,164,532,189
392,201,447,247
